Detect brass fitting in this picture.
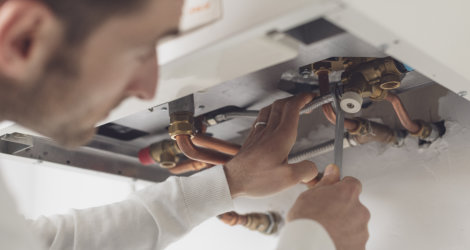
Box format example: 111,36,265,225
369,85,388,100
409,120,433,140
168,111,194,140
218,211,282,235
340,57,404,101
349,119,397,145
380,73,401,90
347,118,371,136
147,140,182,168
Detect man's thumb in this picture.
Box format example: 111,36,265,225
317,164,340,186
288,160,318,183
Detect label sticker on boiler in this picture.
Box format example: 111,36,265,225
179,0,223,33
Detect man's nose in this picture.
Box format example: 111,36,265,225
126,55,158,100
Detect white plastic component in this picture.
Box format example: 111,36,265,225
340,91,363,114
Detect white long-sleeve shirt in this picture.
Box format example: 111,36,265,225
0,165,335,250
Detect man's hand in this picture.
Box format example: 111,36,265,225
288,164,370,250
224,93,319,197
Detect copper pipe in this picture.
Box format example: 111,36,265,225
385,93,420,134
322,104,360,131
175,135,232,165
169,160,212,175
192,134,241,156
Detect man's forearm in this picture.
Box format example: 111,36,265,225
29,166,234,250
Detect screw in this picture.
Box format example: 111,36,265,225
347,103,355,109
458,91,467,97
301,69,311,79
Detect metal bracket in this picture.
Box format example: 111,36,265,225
0,133,33,154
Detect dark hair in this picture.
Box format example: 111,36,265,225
41,0,147,45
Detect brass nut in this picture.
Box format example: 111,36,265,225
348,118,370,136
159,152,177,168
380,74,401,90
169,121,194,139
169,112,194,139
410,120,432,139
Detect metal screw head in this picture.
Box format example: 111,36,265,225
301,69,311,79
458,91,467,97
347,103,355,109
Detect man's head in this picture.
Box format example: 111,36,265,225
0,0,183,147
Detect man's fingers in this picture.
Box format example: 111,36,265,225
288,160,319,183
340,176,363,196
251,106,271,135
305,173,323,188
278,93,316,131
316,164,340,186
267,99,287,129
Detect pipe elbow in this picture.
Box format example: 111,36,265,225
192,134,241,156
169,160,211,174
385,93,421,134
175,135,232,165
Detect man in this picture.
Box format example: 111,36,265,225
0,0,370,249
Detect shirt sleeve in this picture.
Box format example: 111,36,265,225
29,165,234,250
276,219,336,250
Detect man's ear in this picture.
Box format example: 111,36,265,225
0,0,62,85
